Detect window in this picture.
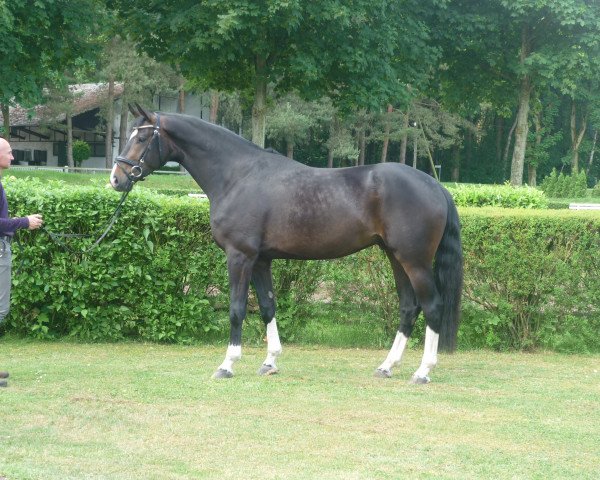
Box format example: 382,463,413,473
92,143,105,157
33,150,47,166
13,149,32,164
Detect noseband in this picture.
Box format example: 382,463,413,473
114,113,163,187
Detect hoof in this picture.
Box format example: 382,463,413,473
0,379,7,388
212,368,233,379
258,364,279,376
374,368,392,379
410,375,431,384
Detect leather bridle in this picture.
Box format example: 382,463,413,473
113,113,163,188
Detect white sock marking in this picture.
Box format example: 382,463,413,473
413,326,439,380
378,332,409,373
263,318,282,367
218,344,241,373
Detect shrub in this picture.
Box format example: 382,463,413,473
72,140,91,167
540,169,588,198
459,208,599,351
5,178,600,352
6,177,227,343
446,183,548,209
323,208,600,352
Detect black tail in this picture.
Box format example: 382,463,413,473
434,188,463,352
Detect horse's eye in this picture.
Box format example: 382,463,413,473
137,136,145,143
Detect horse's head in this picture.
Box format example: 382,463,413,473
110,104,171,192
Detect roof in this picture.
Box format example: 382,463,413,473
0,83,124,126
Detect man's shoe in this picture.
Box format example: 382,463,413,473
0,371,8,379
0,379,7,387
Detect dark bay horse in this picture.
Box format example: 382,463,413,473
110,105,463,383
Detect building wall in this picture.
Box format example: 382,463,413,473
10,93,209,170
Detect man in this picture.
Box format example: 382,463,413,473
0,137,43,387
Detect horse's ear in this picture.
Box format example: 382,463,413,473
128,103,139,117
134,103,156,123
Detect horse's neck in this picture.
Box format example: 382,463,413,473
179,136,254,200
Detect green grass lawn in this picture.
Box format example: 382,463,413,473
1,339,599,479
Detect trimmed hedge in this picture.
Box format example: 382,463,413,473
4,178,599,352
458,208,600,351
445,183,548,209
324,208,600,352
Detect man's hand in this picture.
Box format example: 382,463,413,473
27,214,43,230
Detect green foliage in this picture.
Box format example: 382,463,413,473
324,208,600,353
446,183,548,208
459,209,600,352
5,179,599,353
270,259,323,341
6,178,226,343
266,93,315,156
0,0,103,107
540,169,588,198
113,0,440,132
72,140,91,167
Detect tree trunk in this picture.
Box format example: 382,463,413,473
495,115,504,166
252,55,268,148
418,120,439,181
451,145,460,182
510,25,532,186
570,100,587,173
286,141,294,159
587,129,597,175
1,104,9,140
399,111,409,164
104,78,115,168
527,110,542,187
510,75,531,186
327,149,334,168
178,88,186,114
528,164,537,186
209,90,219,124
66,114,74,169
465,128,472,171
358,128,366,166
178,88,187,172
327,119,336,168
381,104,393,163
503,115,518,180
119,95,129,154
412,132,418,168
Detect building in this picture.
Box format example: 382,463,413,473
0,84,211,169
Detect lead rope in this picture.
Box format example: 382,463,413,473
13,190,130,274
43,189,130,253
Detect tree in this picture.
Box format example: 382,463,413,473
72,140,92,167
0,0,102,138
111,0,439,148
98,35,179,167
326,117,359,168
525,92,562,186
435,0,600,185
266,93,315,159
40,83,84,168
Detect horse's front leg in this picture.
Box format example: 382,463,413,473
251,258,281,375
212,249,255,379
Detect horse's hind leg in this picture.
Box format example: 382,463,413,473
252,258,282,375
375,252,421,378
402,264,443,384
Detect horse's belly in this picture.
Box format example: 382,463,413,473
262,220,379,260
